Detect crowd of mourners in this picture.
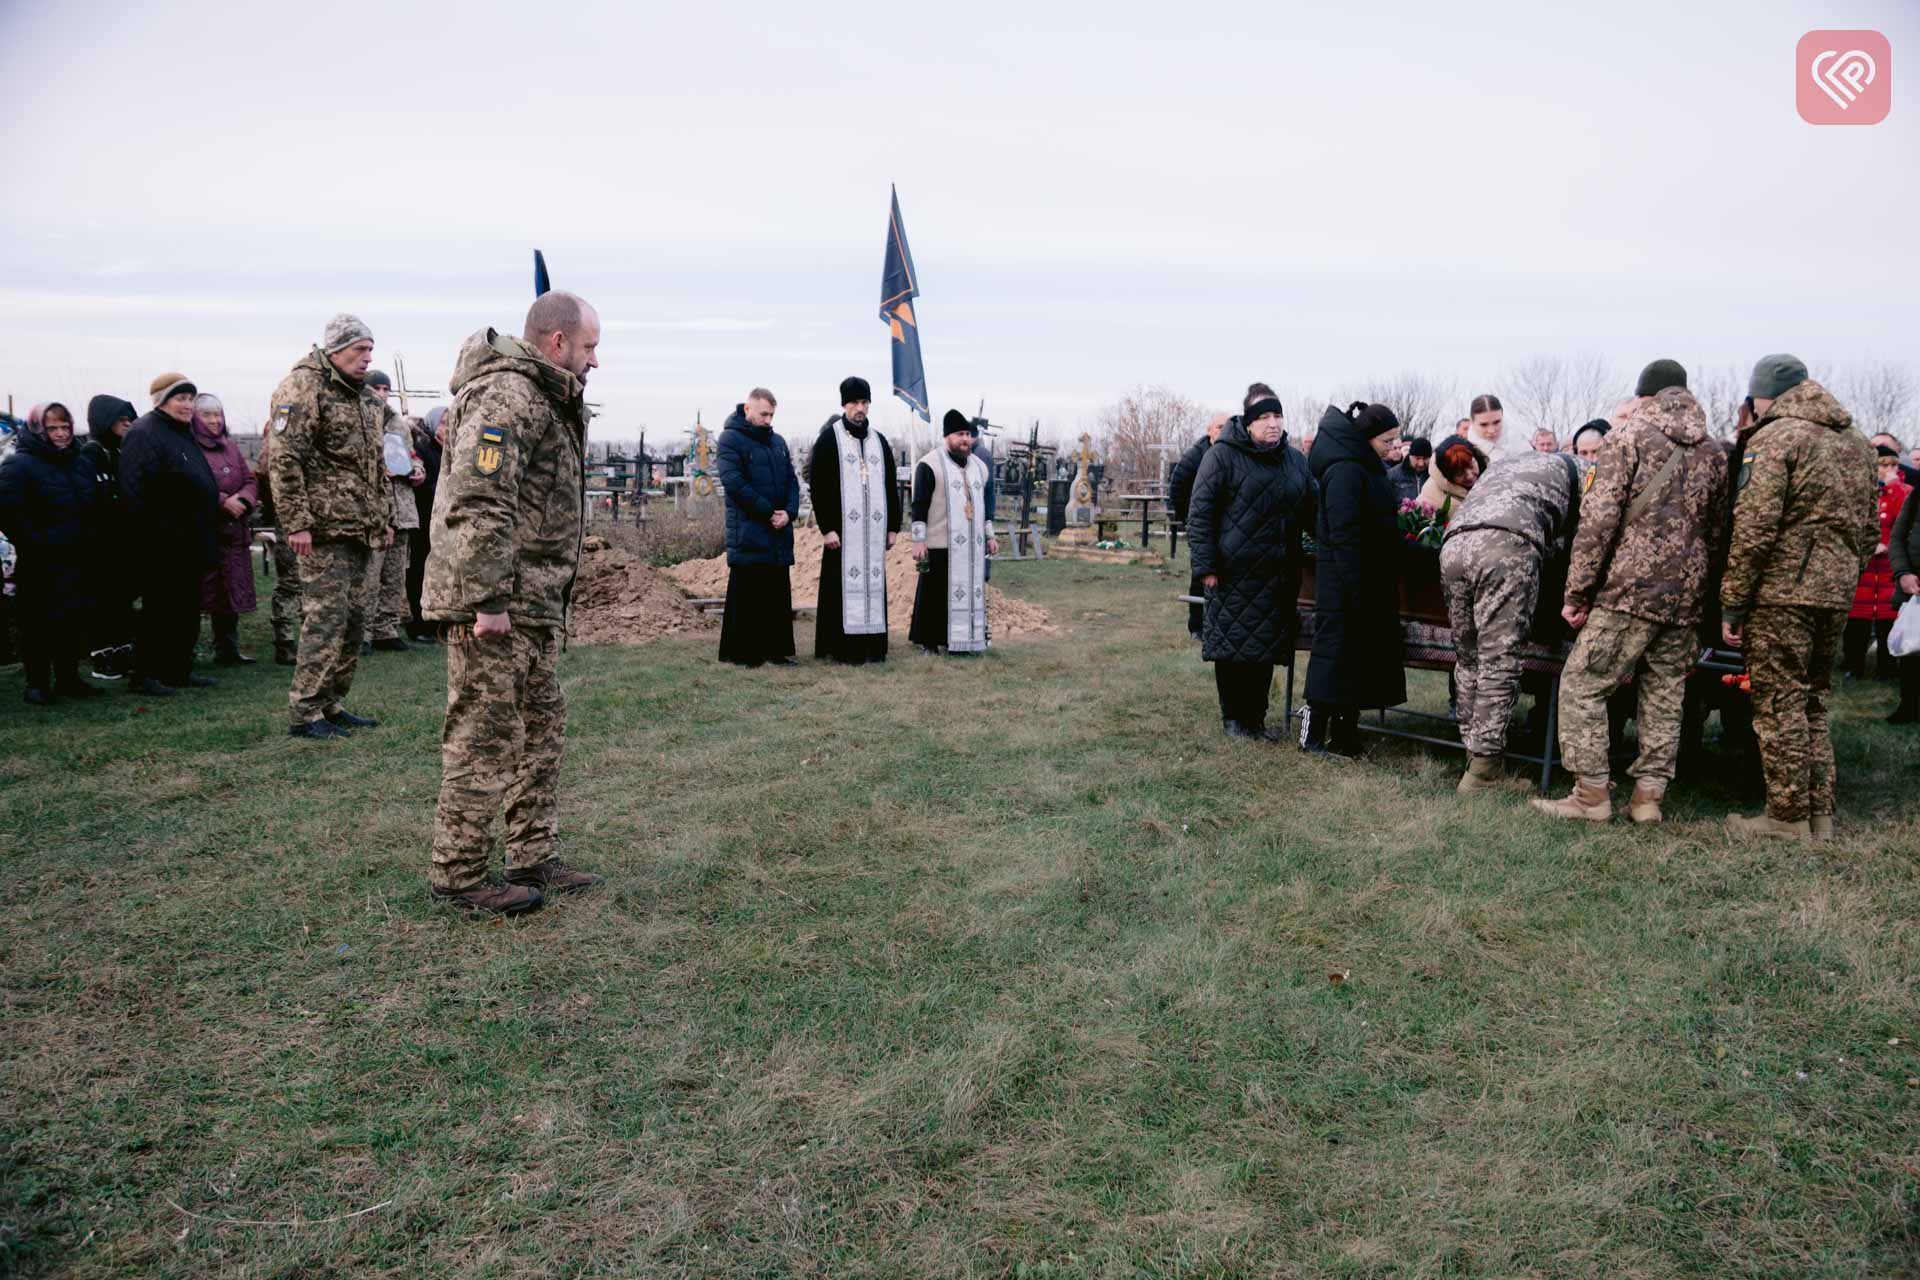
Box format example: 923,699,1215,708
0,364,443,706
1170,356,1916,840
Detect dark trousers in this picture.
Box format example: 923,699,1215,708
20,612,81,691
1187,574,1205,636
406,527,432,631
1898,655,1920,713
717,564,795,664
134,567,204,686
1214,660,1275,729
1843,617,1896,679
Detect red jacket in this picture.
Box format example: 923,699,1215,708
1852,478,1911,621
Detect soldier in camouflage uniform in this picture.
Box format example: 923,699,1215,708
424,291,606,916
254,424,303,664
1439,447,1585,792
1534,360,1728,824
266,314,397,738
357,371,422,653
1721,355,1878,840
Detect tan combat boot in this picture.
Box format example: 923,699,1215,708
1457,754,1506,795
1809,814,1835,841
1725,813,1811,840
1531,775,1613,822
1627,780,1665,824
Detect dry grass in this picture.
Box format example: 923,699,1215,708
2,555,1917,1277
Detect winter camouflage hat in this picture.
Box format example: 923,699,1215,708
322,313,374,353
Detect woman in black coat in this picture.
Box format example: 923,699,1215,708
0,404,103,703
119,374,220,695
1187,397,1314,738
714,394,801,666
1304,402,1407,754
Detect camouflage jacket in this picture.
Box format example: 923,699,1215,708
1564,387,1728,626
264,348,397,543
1444,449,1582,559
1720,379,1878,622
423,328,588,628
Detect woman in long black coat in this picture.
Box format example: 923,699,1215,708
714,396,801,666
0,403,103,703
1304,401,1407,754
1187,397,1314,738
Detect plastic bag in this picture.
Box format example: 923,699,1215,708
383,433,413,478
1890,598,1920,658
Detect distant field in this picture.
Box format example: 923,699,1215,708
2,556,1916,1278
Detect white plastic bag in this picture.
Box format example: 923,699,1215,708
1889,598,1920,658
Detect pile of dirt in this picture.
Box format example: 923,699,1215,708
665,525,1058,638
568,535,717,646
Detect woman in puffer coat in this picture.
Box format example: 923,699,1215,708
1304,402,1408,754
1843,446,1911,680
1187,395,1314,738
0,403,103,703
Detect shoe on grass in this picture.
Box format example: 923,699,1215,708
372,637,410,652
431,877,545,916
326,709,378,730
506,859,605,893
1531,776,1613,822
289,719,351,740
183,673,216,688
1725,813,1810,840
1626,780,1665,824
129,676,176,697
1810,814,1835,842
24,687,53,706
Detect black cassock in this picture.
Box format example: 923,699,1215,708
807,421,902,663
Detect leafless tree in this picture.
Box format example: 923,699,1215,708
1095,385,1206,487
1690,363,1746,441
1828,361,1920,444
1497,354,1622,441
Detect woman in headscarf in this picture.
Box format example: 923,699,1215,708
0,403,103,703
1186,393,1314,738
1303,401,1408,754
1418,434,1489,523
190,393,260,664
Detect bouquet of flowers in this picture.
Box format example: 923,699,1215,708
1397,498,1449,550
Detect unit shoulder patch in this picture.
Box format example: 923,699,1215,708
475,425,506,476
271,404,294,435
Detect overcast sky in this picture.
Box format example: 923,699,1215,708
3,0,1916,447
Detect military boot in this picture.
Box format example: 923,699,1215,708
1809,814,1835,842
274,640,297,666
506,859,606,894
1530,776,1613,822
1626,780,1665,824
1457,754,1507,795
1726,813,1810,840
431,877,545,916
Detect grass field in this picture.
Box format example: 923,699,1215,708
3,554,1917,1278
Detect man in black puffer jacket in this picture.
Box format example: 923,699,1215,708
119,373,220,694
80,394,138,677
715,388,801,666
1187,396,1315,738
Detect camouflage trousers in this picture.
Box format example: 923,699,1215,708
270,533,303,646
430,623,566,892
361,536,408,642
1746,605,1843,822
288,538,370,726
1557,606,1696,783
1440,530,1539,758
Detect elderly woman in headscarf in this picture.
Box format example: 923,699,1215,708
189,393,260,664
1418,434,1489,524
0,403,103,703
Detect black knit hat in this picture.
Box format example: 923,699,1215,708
1573,417,1611,444
1348,401,1400,438
365,370,392,390
1407,436,1433,458
839,376,872,405
1877,444,1900,458
1243,397,1284,422
942,408,972,437
1635,358,1688,397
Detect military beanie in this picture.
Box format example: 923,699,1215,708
1635,358,1688,397
365,370,392,390
323,313,374,353
1406,436,1433,458
1749,353,1809,401
839,376,872,405
149,371,196,407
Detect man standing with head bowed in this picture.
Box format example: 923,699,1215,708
908,409,999,654
808,376,901,664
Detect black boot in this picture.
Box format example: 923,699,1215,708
1890,657,1920,724
213,614,255,665
274,639,297,665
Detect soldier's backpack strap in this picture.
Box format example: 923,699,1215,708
1625,437,1687,525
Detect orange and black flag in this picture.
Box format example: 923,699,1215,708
880,186,929,422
